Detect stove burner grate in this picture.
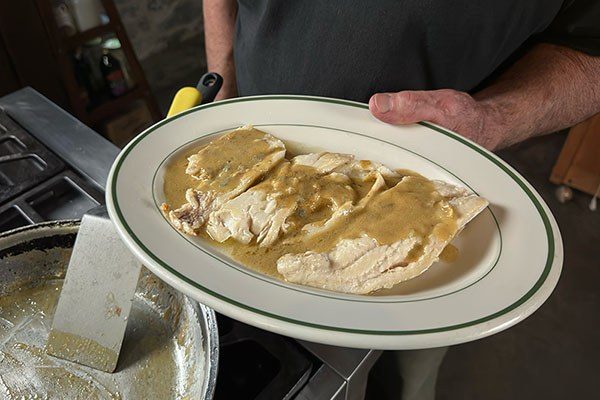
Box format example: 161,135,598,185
0,110,65,204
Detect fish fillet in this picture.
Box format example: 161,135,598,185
206,152,401,247
161,126,286,235
162,128,489,295
292,152,402,183
276,180,488,294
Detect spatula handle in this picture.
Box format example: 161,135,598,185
197,72,223,104
166,72,224,118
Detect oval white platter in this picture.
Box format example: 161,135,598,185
106,95,563,350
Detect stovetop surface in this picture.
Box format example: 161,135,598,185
0,109,65,203
0,109,103,230
215,314,314,399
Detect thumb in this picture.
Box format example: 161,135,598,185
369,91,443,125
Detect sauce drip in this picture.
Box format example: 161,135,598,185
439,244,460,263
0,278,196,399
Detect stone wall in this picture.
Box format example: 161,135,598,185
114,0,203,61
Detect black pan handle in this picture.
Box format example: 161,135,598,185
197,72,223,104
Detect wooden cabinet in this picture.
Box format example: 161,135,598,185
0,37,20,96
0,1,69,107
551,113,600,196
0,0,160,136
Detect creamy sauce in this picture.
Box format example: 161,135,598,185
0,280,123,399
164,148,200,207
162,129,459,278
187,128,284,194
250,162,365,232
164,151,378,277
164,128,287,210
0,279,191,399
229,175,456,276
439,244,460,263
297,175,457,251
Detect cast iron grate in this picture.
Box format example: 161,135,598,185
0,109,65,203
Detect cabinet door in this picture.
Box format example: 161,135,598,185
551,114,600,195
0,35,19,97
0,1,68,107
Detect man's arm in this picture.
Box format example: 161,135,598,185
203,0,238,100
369,44,600,150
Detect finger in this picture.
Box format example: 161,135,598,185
369,91,444,125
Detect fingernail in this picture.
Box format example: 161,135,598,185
374,94,392,113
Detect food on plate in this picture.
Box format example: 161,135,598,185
161,126,285,235
207,151,403,247
276,178,487,293
161,126,488,294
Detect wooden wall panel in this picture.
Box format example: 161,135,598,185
0,0,68,107
0,36,20,97
551,114,600,195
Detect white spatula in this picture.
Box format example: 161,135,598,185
46,206,141,372
46,72,223,372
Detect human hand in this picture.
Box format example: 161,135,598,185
369,90,505,150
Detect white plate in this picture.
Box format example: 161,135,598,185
106,96,563,350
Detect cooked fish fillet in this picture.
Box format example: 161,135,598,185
206,160,356,247
294,152,404,238
206,178,297,247
299,172,387,238
276,180,488,294
185,125,285,182
206,152,400,247
292,152,402,183
162,126,286,235
163,127,488,295
161,188,217,235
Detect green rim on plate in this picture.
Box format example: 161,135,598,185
110,96,554,335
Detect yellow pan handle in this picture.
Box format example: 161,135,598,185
167,87,202,118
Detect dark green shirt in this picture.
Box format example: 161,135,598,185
234,0,600,102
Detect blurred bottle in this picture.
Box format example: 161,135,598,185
100,48,128,97
102,38,134,87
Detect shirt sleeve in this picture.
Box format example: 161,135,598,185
539,0,600,56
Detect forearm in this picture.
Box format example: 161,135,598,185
475,43,600,148
203,0,238,99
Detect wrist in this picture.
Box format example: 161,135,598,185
207,58,237,100
479,98,510,149
475,89,536,150
215,81,237,100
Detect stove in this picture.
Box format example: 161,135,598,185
0,88,380,400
